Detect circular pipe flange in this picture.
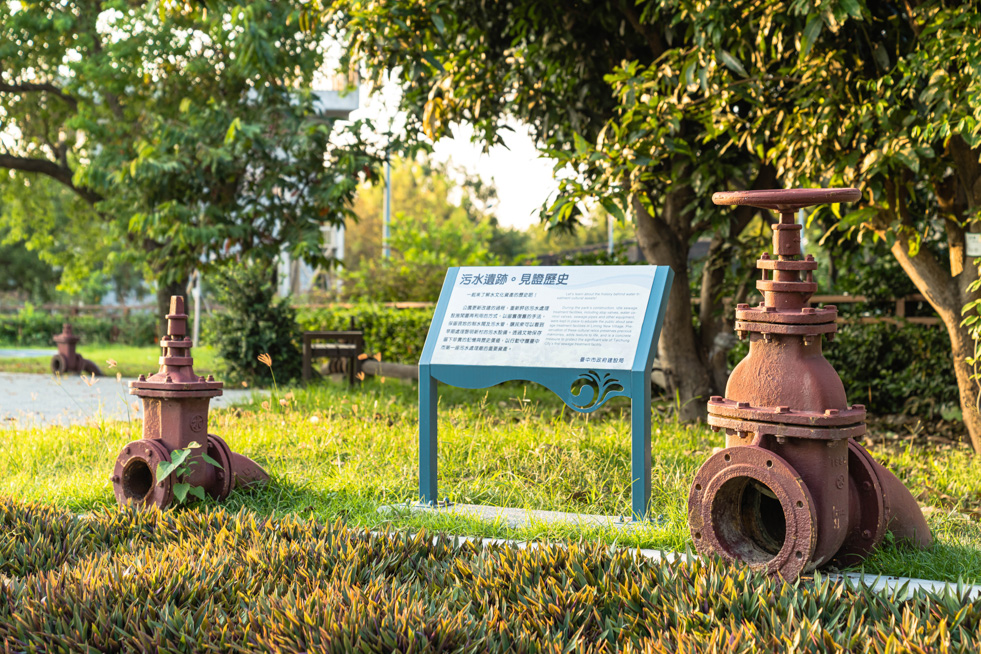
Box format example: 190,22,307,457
112,439,174,510
206,433,234,500
50,354,68,374
830,439,886,567
689,446,818,578
735,305,837,325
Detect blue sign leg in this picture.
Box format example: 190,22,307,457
630,369,652,520
419,364,438,505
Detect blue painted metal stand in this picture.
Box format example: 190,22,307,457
418,266,674,521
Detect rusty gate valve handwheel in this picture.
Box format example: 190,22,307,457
111,296,268,510
687,187,931,579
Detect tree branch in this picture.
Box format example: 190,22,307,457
0,154,103,205
618,0,665,59
882,174,957,318
0,81,77,109
697,163,776,368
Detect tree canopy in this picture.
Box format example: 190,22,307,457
330,0,981,450
328,0,787,419
0,0,379,307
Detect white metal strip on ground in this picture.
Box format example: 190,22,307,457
381,502,981,600
445,533,981,600
384,501,653,531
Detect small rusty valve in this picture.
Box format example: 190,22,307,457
51,324,102,376
111,296,268,509
687,188,931,578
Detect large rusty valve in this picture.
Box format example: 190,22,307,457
111,296,268,510
51,324,102,376
687,188,931,578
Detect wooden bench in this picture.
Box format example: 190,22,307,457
301,328,365,386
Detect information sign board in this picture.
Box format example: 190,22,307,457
418,265,674,520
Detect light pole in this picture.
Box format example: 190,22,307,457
383,154,391,259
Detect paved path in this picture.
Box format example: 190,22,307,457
0,373,260,429
0,348,57,358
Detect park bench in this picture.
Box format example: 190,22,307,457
301,324,364,386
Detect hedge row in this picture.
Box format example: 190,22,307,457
299,304,958,418
0,311,158,347
296,304,434,364
1,496,979,652
825,321,959,418
2,301,961,420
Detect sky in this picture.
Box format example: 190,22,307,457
347,79,560,231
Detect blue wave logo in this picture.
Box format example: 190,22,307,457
570,371,624,411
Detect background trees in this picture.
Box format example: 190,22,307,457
329,0,781,420
0,0,378,318
329,0,981,450
764,3,981,452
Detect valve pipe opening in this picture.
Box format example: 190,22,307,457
711,476,788,564
121,458,154,501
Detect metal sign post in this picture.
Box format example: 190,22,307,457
418,265,673,521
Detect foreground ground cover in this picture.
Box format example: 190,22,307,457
0,344,216,378
1,499,980,653
0,379,978,584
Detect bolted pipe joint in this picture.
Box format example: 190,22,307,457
51,323,103,376
688,436,930,578
688,188,931,578
112,296,268,510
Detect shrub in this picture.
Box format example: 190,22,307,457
825,321,959,419
208,263,302,385
296,303,434,364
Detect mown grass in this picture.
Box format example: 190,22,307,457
0,377,979,583
0,344,217,378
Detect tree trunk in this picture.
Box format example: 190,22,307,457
631,192,715,421
948,321,981,453
627,163,776,420
155,277,188,339
887,232,981,452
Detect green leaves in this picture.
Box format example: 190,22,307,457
799,15,823,61
718,50,747,78
223,117,241,145
154,441,224,507
2,0,377,290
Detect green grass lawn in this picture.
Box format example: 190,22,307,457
0,343,217,378
0,376,979,583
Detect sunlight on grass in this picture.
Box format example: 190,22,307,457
0,377,979,582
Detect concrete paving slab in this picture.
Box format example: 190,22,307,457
381,501,663,531
0,372,261,429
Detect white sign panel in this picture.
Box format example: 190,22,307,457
429,266,658,370
967,233,981,258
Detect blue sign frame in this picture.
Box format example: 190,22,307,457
418,265,674,520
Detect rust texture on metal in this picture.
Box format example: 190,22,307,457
51,323,103,376
111,296,268,510
689,187,931,578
